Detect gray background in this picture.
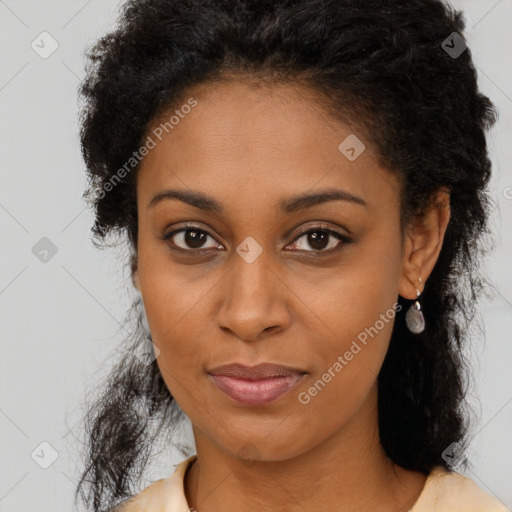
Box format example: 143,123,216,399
0,0,511,510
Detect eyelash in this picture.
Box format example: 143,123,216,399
161,223,352,256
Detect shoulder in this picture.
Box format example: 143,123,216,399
411,466,509,512
114,455,197,512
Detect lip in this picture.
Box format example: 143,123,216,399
208,363,307,407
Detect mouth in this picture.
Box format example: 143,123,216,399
207,362,307,407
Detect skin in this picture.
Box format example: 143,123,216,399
132,78,451,512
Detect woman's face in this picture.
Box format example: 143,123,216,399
134,79,416,461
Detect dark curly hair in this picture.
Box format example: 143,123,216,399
73,0,499,510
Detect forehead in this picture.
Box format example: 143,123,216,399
137,79,400,215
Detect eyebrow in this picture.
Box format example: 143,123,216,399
148,188,368,214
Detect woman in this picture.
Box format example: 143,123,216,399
74,0,507,511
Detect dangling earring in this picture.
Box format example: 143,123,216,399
405,277,425,334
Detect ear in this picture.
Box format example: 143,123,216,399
133,270,140,291
130,251,140,291
398,187,451,299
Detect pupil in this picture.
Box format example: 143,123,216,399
308,231,328,250
185,229,206,248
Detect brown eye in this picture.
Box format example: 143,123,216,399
163,226,221,251
286,228,351,253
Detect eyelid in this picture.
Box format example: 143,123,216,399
291,222,350,240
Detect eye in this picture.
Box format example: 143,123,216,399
161,224,351,255
285,227,351,253
162,225,222,251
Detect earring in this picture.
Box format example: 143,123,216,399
405,277,425,334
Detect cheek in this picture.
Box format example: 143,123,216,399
143,283,208,372
136,258,209,391
292,255,400,355
290,246,401,405
149,302,209,416
137,235,210,345
295,293,397,412
288,285,399,456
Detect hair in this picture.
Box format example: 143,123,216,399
74,0,499,510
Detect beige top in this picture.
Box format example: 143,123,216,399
116,455,509,512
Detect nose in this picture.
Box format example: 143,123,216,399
215,250,291,342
